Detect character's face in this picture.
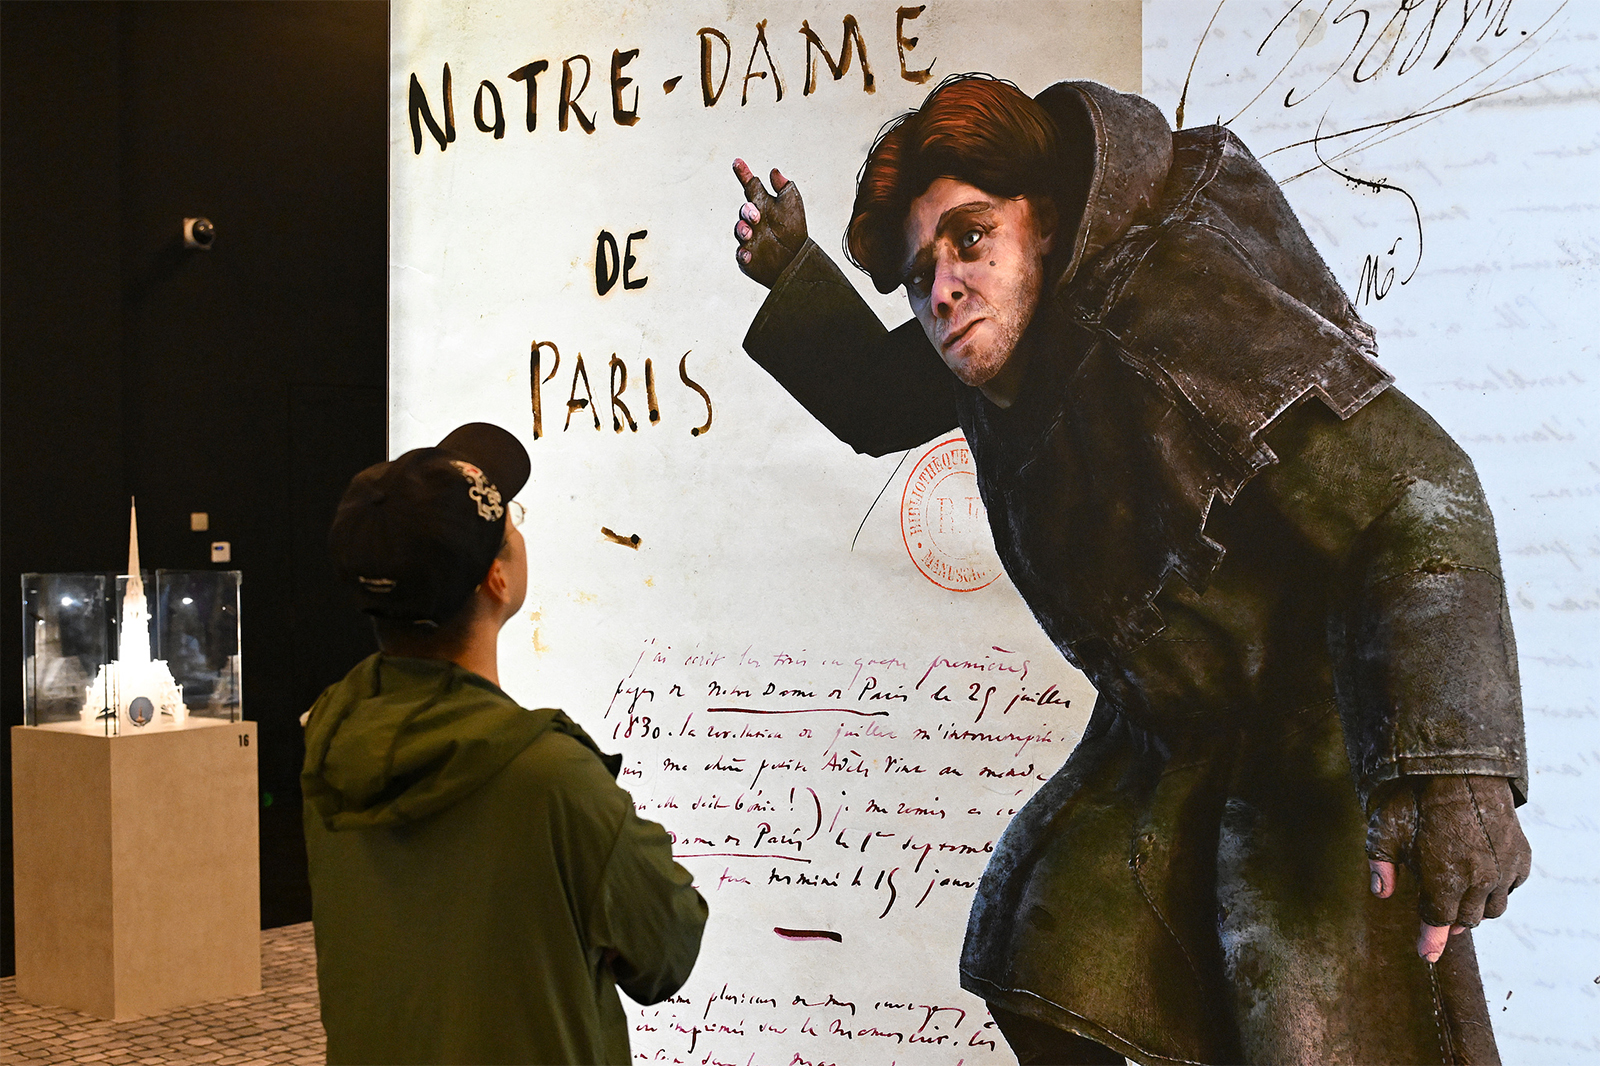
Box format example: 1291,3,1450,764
901,178,1055,390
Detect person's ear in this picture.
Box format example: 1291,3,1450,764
1033,196,1059,257
479,556,511,608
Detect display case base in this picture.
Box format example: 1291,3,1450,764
11,718,261,1019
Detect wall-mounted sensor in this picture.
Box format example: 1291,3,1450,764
184,217,215,250
210,541,231,563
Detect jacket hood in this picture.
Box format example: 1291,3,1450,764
1034,80,1174,291
302,654,559,831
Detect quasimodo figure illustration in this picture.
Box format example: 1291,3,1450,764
729,74,1531,1065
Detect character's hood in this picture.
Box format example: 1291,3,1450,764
959,83,1393,659
1034,80,1174,291
302,654,558,831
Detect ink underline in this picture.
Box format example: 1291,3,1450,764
677,852,813,863
705,707,890,717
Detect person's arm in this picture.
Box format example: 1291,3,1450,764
587,805,709,1004
1257,389,1531,961
732,160,959,457
547,712,708,1002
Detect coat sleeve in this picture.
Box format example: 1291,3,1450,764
587,801,709,1005
742,238,961,456
1256,389,1527,810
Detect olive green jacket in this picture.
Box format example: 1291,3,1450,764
302,654,707,1065
743,80,1523,1064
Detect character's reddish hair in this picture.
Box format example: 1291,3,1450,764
846,74,1063,293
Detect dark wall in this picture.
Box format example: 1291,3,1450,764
2,1,389,974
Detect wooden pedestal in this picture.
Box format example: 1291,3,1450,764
11,718,262,1019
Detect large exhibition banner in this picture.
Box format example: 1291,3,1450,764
390,2,1599,1062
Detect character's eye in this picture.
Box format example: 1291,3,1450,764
959,229,983,250
906,272,930,299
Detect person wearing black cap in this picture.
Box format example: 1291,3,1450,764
302,423,708,1065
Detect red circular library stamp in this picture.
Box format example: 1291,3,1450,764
901,436,999,592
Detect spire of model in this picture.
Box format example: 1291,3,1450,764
82,499,186,728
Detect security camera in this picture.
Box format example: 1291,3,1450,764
183,217,215,250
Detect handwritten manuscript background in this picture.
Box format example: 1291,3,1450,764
391,2,1598,1061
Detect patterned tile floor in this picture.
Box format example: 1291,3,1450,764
0,923,324,1065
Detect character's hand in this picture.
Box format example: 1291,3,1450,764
732,158,808,289
1367,775,1531,963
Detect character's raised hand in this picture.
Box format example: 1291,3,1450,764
1367,775,1531,963
732,158,808,289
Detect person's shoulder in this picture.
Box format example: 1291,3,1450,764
1249,385,1490,552
515,720,612,772
1270,385,1473,474
500,712,635,814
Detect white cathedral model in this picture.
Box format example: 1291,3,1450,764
81,500,187,728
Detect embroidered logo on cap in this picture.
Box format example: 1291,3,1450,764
450,461,504,521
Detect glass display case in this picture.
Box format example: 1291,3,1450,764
21,570,242,730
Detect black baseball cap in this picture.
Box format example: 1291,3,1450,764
329,423,531,625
